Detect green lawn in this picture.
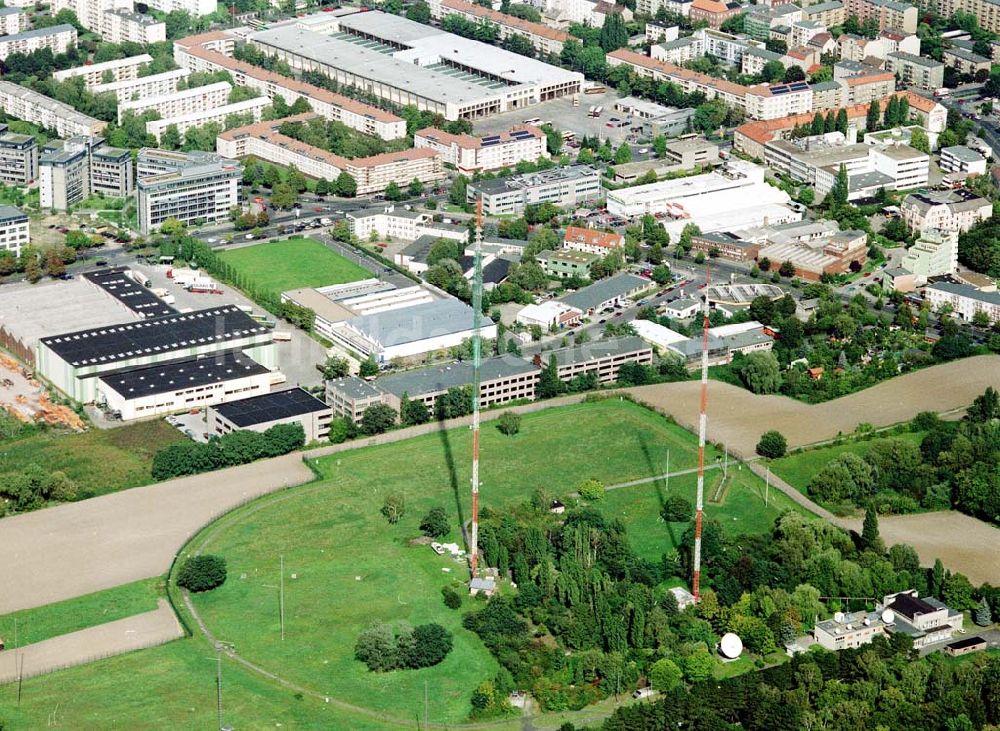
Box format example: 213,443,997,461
185,400,718,725
219,237,371,296
0,420,185,500
769,431,925,492
0,579,162,648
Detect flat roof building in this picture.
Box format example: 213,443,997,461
92,68,190,105
533,335,653,383
940,145,987,175
0,205,29,258
118,81,231,124
0,80,106,139
924,280,1000,324
208,386,332,442
559,273,654,314
0,24,76,61
468,165,602,216
248,11,583,121
136,156,242,234
82,267,176,319
0,123,38,186
148,96,270,142
53,53,154,87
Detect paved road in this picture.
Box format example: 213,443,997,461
0,454,314,614
0,600,182,683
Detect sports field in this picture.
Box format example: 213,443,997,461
218,237,371,296
182,400,799,725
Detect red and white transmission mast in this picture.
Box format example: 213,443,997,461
469,196,484,580
692,265,710,602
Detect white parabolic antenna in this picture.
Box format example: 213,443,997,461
720,633,743,659
881,609,896,625
833,611,845,623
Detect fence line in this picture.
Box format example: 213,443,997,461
0,634,179,685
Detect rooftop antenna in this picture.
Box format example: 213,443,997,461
693,262,710,603
469,195,484,581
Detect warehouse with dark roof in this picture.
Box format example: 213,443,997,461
208,387,332,442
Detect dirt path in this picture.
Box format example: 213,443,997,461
0,454,314,614
0,600,182,683
628,354,1000,456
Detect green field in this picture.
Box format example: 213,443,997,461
0,579,162,648
769,431,926,492
219,237,371,296
0,420,185,500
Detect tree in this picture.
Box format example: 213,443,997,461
449,174,469,206
974,596,993,626
861,507,883,553
176,554,227,592
381,493,405,524
408,177,424,197
866,99,881,131
967,386,999,422
779,260,796,278
738,351,782,394
406,0,431,22
614,142,632,165
442,585,463,609
910,127,930,154
661,494,693,522
322,356,350,379
761,59,785,83
384,181,403,201
599,11,628,51
420,506,451,538
784,66,806,83
271,182,296,209
941,572,975,609
682,648,715,682
811,112,825,136
578,478,605,501
400,395,431,426
651,265,672,285
361,403,397,435
496,411,521,435
359,356,379,378
756,430,787,459
335,171,357,197
536,355,564,398
649,657,683,692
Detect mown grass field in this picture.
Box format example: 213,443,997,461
0,579,162,647
219,237,371,296
769,431,925,492
0,420,184,500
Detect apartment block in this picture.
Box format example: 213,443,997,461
0,123,38,186
942,46,991,76
143,0,216,17
900,188,992,232
101,8,166,44
137,156,242,234
146,97,270,142
40,136,134,210
173,34,407,140
940,144,988,175
0,205,29,258
118,81,231,124
802,0,846,26
216,115,446,196
53,54,154,87
900,229,958,277
413,126,546,175
886,51,945,90
924,281,1000,324
938,0,1000,35
843,0,917,33
0,25,76,61
0,81,106,139
92,69,190,105
0,7,25,35
90,145,134,197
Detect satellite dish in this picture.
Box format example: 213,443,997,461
833,611,845,623
881,609,896,625
719,633,743,659
863,617,871,626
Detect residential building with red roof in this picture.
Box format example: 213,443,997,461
563,226,625,255
414,126,546,174
689,0,743,27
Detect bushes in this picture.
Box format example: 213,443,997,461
660,495,693,522
442,585,463,609
176,554,227,592
496,411,521,436
420,506,450,537
381,492,405,524
577,478,605,501
755,430,787,459
354,621,453,671
151,423,305,480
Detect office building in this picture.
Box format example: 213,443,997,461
174,32,408,140
925,281,1000,324
0,80,106,138
0,123,38,186
137,156,240,234
208,387,332,442
40,136,133,210
843,0,917,32
900,229,958,277
90,144,133,197
413,127,546,175
812,610,888,651
324,376,387,425
118,81,231,124
92,69,190,105
900,188,992,232
690,230,760,261
147,96,270,141
887,52,945,90
468,165,601,215
97,350,273,421
559,273,654,315
877,590,965,649
135,147,224,177
536,248,600,278
248,11,583,121
532,336,654,383
940,145,988,175
0,25,76,61
0,205,29,257
216,115,445,196
36,305,274,402
53,54,154,87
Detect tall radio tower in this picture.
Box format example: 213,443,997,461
692,265,710,602
469,196,484,580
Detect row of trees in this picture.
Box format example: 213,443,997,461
354,621,453,671
151,423,305,479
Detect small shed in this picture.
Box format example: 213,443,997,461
550,499,565,514
470,577,497,597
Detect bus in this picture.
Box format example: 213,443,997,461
584,85,606,94
561,130,576,144
522,117,542,126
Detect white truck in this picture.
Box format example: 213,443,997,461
126,269,151,287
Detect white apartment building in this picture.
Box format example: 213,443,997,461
0,25,76,61
101,8,166,44
118,81,231,124
413,126,546,175
146,97,269,141
136,158,242,234
53,54,153,87
0,205,29,258
870,143,929,190
174,37,408,140
143,0,216,17
939,145,988,175
216,115,446,196
52,0,129,35
0,7,25,36
346,204,430,241
900,189,993,232
901,228,958,278
0,80,106,139
813,611,888,651
92,68,190,105
925,281,1000,324
0,123,38,186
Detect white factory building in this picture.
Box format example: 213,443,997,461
606,159,801,239
248,11,583,120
